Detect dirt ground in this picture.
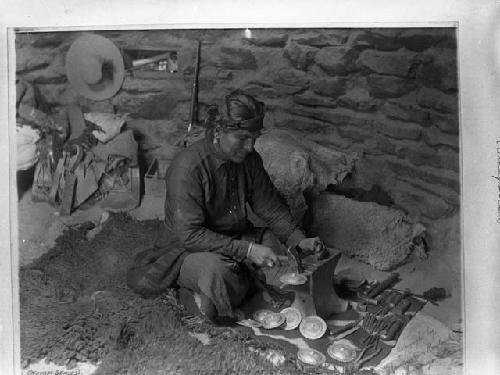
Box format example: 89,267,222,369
15,189,463,374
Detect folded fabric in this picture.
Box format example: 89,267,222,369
84,112,128,143
16,125,40,170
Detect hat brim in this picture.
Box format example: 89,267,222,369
66,33,125,101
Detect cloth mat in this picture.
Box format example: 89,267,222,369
237,279,426,372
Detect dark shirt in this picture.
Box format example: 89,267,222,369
164,138,305,262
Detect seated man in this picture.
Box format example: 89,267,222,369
128,90,322,320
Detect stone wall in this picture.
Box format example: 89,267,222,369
15,27,459,230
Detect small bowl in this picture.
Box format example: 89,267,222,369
253,309,274,323
280,307,302,330
299,316,327,340
327,342,357,363
279,273,307,285
261,313,286,329
297,348,326,366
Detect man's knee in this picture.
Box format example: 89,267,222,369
181,252,237,279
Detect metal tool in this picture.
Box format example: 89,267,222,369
287,245,306,273
366,273,400,298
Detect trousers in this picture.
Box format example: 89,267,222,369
177,228,284,317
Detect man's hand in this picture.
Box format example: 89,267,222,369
247,243,279,268
298,237,324,255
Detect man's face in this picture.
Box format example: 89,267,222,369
218,128,261,163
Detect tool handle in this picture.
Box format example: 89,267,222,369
367,273,400,298
393,299,411,315
381,319,403,341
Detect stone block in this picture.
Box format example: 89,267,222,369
406,145,459,172
289,106,370,128
385,158,460,194
337,126,373,142
422,126,459,150
121,77,175,94
273,67,310,87
373,119,422,140
381,101,432,126
417,48,458,92
126,118,181,151
357,49,418,77
309,193,425,270
315,46,356,75
291,30,348,47
397,175,460,206
430,112,459,134
392,181,455,220
217,47,257,70
113,90,188,120
397,28,457,52
337,87,378,112
311,77,348,98
350,29,403,51
244,32,288,47
283,41,319,70
16,46,55,73
416,87,458,114
275,118,333,132
367,75,417,98
293,92,337,107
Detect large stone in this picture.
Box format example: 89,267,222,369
406,144,460,173
397,175,460,206
121,77,180,94
392,181,455,220
309,194,426,270
293,92,337,107
422,126,459,150
112,90,189,120
386,158,460,194
275,117,333,132
242,84,278,98
244,32,288,47
291,30,348,47
289,106,371,128
430,112,459,134
373,119,422,140
350,29,403,51
418,48,458,92
16,46,55,73
367,75,417,98
217,47,258,70
311,77,348,98
381,100,432,127
337,87,378,112
358,49,419,77
397,28,457,52
273,67,310,88
336,125,373,142
283,41,318,70
126,118,182,151
416,87,458,114
315,46,357,75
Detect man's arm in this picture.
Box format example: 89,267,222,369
165,165,250,262
247,152,306,248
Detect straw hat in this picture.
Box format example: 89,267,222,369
65,33,125,101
